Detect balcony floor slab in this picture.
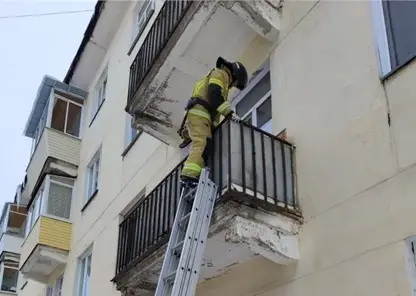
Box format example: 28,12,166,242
114,200,300,295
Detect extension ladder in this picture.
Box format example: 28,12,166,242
155,168,218,296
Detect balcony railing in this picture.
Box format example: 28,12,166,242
115,120,299,278
127,0,193,105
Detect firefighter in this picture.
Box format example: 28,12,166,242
179,57,248,186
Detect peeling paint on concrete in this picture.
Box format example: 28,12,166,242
114,200,300,295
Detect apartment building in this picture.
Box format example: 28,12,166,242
15,0,416,296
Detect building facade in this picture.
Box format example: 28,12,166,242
15,0,416,296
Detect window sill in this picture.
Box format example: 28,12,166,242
89,100,105,128
381,54,416,81
122,130,143,157
81,189,98,212
0,290,17,295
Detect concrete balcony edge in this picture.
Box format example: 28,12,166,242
114,200,300,295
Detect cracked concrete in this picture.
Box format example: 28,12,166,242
115,201,300,296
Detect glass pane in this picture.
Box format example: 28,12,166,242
130,127,138,142
47,182,72,219
243,114,252,125
66,103,82,137
78,259,85,296
55,276,63,296
51,98,67,133
256,96,272,128
85,255,91,296
94,159,100,192
260,119,272,133
1,267,18,292
236,72,270,117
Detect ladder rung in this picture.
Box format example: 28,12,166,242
164,270,177,284
183,188,197,201
172,241,184,255
179,212,191,227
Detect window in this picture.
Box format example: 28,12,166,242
92,67,107,119
85,150,101,202
372,0,416,76
130,0,155,47
25,176,74,235
124,114,142,152
0,264,18,292
46,287,53,296
77,251,92,296
234,64,272,133
50,95,83,137
54,275,63,296
0,204,27,237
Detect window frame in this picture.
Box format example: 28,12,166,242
232,60,272,133
372,0,416,78
0,263,19,293
50,94,83,138
53,274,64,296
240,93,272,133
128,0,156,56
77,248,92,296
122,114,143,157
90,67,108,125
30,92,83,157
84,149,101,208
25,175,74,236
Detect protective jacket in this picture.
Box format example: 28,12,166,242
185,67,234,126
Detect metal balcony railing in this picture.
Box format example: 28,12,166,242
115,120,299,278
127,0,193,106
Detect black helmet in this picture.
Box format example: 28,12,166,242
216,57,248,90
231,61,248,90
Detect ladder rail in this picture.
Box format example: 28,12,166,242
181,180,217,296
156,168,216,296
171,173,210,295
155,186,194,295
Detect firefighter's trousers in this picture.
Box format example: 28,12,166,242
181,112,212,179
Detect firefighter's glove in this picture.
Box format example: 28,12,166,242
230,113,241,123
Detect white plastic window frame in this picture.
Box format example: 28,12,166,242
49,94,84,138
371,0,392,77
0,263,19,293
92,67,108,120
53,274,64,296
124,114,142,150
232,60,272,133
31,91,84,157
85,149,101,203
77,247,92,296
25,176,74,236
131,0,156,44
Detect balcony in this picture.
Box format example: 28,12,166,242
26,128,80,198
125,0,282,145
113,121,301,295
0,204,26,256
20,175,74,283
24,75,87,198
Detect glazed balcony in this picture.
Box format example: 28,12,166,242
113,120,301,295
20,175,74,283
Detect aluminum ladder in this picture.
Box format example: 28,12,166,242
155,168,218,296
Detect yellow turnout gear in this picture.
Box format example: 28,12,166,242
181,114,212,178
181,67,233,179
